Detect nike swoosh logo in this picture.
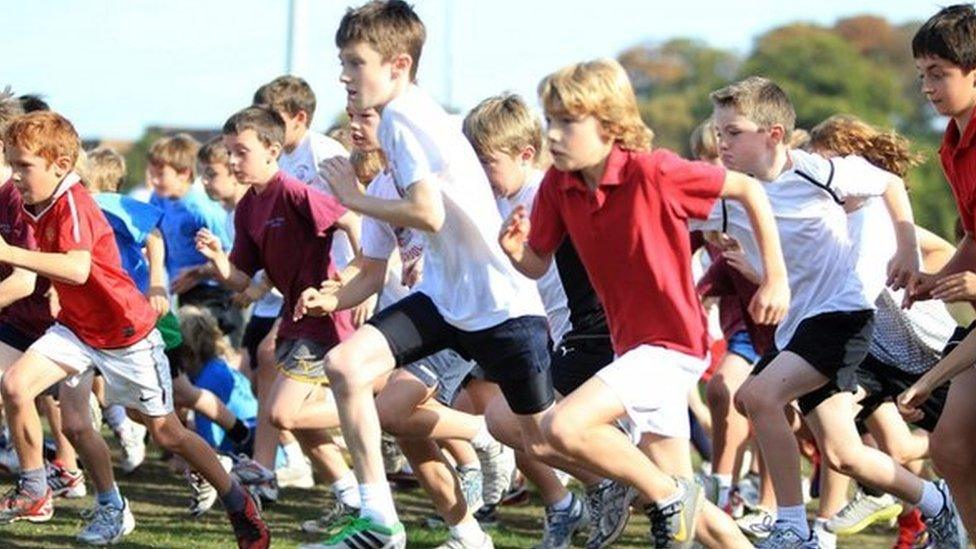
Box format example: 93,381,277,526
139,396,153,403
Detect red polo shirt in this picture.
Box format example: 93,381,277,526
528,146,725,357
940,113,976,234
24,176,157,349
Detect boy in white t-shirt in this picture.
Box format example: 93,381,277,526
293,3,550,547
704,77,961,548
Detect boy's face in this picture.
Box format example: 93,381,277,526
200,162,238,202
6,146,69,205
147,162,190,198
545,114,613,174
348,107,382,152
713,106,775,178
224,129,278,186
915,55,976,119
479,149,530,199
339,41,400,111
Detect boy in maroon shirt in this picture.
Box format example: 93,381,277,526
0,111,269,548
500,59,789,547
195,106,359,501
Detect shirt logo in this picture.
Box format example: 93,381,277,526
266,217,285,229
45,227,55,244
123,326,135,338
294,164,312,183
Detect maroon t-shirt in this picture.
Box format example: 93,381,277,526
0,180,54,340
229,170,352,345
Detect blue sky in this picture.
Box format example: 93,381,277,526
3,0,939,139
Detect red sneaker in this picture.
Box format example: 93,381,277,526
0,484,53,524
893,508,929,549
227,489,270,549
47,459,86,499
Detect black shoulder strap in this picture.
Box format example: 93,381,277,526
794,159,844,205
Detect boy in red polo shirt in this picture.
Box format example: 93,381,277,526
900,4,976,538
500,58,790,548
0,112,269,548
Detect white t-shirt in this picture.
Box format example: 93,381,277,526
378,85,545,330
495,171,570,346
361,171,426,310
693,149,896,349
279,131,356,269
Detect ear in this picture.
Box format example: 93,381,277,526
295,110,309,128
53,155,73,176
391,53,414,80
518,145,536,165
268,142,282,161
767,124,787,146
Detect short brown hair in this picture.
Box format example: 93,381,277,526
253,76,317,127
4,111,80,168
539,58,653,151
710,77,796,140
197,136,230,167
83,147,127,192
148,133,200,178
913,4,976,71
222,106,286,149
463,93,544,160
689,118,719,161
0,86,25,138
336,0,426,81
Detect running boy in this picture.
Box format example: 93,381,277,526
0,111,269,548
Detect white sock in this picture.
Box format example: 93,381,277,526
713,474,733,508
359,482,398,526
549,492,573,511
449,517,485,542
776,505,809,538
282,441,305,466
470,420,494,451
331,471,361,508
916,481,946,518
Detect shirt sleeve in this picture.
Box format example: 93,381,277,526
361,216,397,260
228,203,261,277
55,195,99,252
527,171,567,256
296,184,347,237
830,155,894,200
653,150,726,220
380,110,441,192
118,197,163,246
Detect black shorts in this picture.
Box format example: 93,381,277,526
551,335,614,396
0,323,35,352
242,315,277,365
754,310,874,415
166,344,186,379
854,354,948,432
366,292,553,415
179,284,244,347
942,321,976,356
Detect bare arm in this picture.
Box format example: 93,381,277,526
335,210,362,260
719,171,790,325
194,229,250,293
144,229,170,316
294,257,387,319
0,267,37,309
498,205,553,280
0,238,90,285
880,175,920,290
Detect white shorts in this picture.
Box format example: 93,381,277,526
595,344,708,440
30,324,173,417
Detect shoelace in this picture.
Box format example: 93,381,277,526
542,501,576,546
89,504,122,533
647,500,682,548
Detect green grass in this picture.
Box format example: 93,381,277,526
1,445,903,548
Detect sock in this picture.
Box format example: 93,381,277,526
19,467,47,499
470,420,494,452
331,470,361,508
283,441,305,466
916,481,945,518
359,482,398,526
657,479,685,507
776,504,810,538
860,482,884,498
449,517,484,542
227,419,251,445
713,474,733,508
220,480,247,514
104,405,127,431
549,492,573,512
97,483,124,509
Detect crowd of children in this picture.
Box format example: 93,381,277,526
2,2,976,548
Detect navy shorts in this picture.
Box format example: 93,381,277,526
366,292,554,415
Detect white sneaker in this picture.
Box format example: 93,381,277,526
77,498,135,545
437,530,494,549
826,489,902,535
276,459,315,488
114,419,147,474
737,507,776,540
473,439,515,506
813,520,836,549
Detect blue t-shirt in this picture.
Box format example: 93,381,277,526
188,357,258,452
94,193,164,294
150,185,231,282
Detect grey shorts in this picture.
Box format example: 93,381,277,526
402,349,476,406
275,338,329,385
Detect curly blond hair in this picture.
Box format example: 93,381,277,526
538,58,652,151
810,115,923,178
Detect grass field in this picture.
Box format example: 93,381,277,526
0,444,904,548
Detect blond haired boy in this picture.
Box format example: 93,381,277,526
500,59,790,548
